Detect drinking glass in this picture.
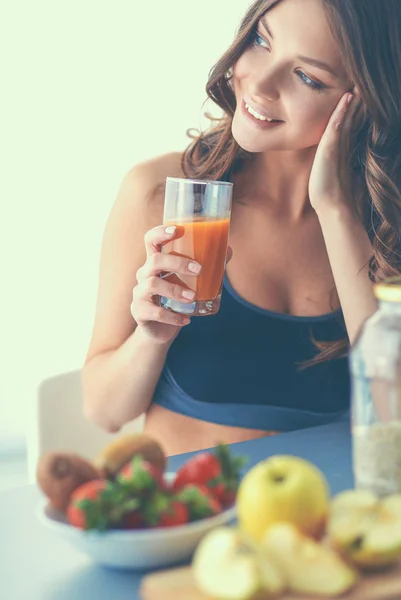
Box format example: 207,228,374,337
160,177,233,316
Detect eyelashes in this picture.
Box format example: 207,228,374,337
253,32,270,50
251,32,327,93
297,70,326,92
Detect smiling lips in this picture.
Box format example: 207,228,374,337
242,99,284,129
245,102,281,122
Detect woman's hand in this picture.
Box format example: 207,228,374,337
309,91,362,215
131,225,201,345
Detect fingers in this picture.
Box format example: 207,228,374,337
131,276,192,326
136,253,202,282
342,93,363,134
131,299,190,327
319,93,363,164
131,273,194,327
133,276,196,304
144,225,178,257
332,93,355,132
330,92,363,134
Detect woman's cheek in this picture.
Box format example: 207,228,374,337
289,97,335,145
309,94,345,135
233,52,254,89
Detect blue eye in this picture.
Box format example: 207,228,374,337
296,71,325,92
251,30,326,93
253,32,270,50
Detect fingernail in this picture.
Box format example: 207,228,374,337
182,289,195,300
188,262,201,273
165,226,176,235
347,93,354,105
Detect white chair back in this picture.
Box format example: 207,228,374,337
27,369,144,483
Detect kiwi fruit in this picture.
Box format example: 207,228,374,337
37,452,101,511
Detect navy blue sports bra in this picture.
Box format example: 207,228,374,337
152,272,351,431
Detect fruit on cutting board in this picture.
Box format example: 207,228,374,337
93,433,167,478
328,489,401,569
36,452,101,511
193,526,285,600
262,522,358,596
237,455,330,541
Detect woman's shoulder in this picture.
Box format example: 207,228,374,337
124,151,185,199
115,151,185,225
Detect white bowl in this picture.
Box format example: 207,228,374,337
36,472,237,570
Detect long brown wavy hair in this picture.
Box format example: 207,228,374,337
181,0,401,366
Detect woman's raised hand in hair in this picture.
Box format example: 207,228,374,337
309,91,363,216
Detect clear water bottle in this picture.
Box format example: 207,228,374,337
350,277,401,496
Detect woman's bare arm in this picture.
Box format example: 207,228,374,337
82,152,183,432
316,201,378,345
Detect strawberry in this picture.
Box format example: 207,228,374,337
176,484,222,521
172,444,247,507
218,489,237,509
117,455,166,496
122,510,146,530
142,492,189,528
172,454,220,491
67,479,139,531
158,500,188,527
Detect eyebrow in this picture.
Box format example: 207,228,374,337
259,16,340,79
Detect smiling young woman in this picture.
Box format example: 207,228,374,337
82,0,401,456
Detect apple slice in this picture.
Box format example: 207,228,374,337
262,522,358,597
328,489,401,568
192,526,285,600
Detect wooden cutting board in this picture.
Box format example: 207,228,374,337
140,562,401,600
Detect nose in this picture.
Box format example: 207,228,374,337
249,67,281,103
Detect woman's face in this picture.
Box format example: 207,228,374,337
232,0,353,153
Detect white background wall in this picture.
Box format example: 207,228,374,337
1,0,251,447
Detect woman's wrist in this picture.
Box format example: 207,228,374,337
134,323,176,351
315,194,359,229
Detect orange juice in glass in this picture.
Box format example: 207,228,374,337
160,177,233,316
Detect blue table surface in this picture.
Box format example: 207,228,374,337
0,420,353,600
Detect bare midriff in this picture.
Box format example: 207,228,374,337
144,403,281,457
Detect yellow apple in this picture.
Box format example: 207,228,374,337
328,489,401,568
236,455,330,542
192,526,285,600
262,522,358,596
